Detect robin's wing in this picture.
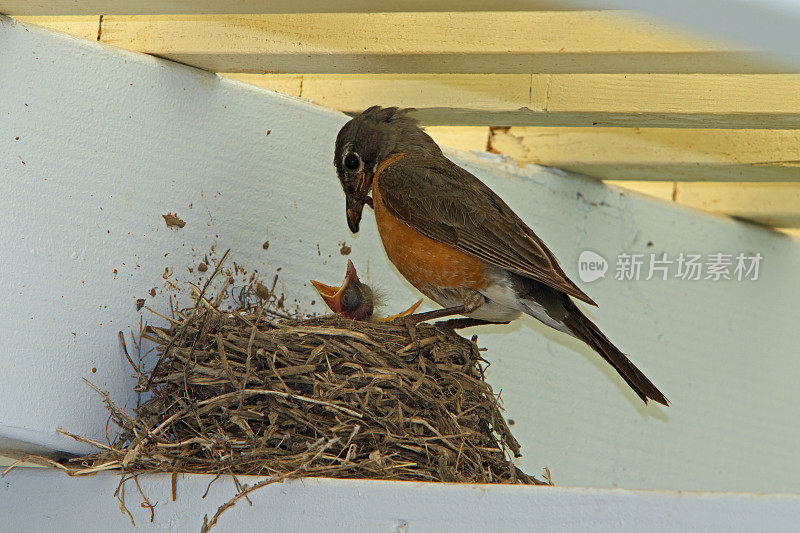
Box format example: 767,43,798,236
377,155,597,306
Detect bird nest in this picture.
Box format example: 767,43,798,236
123,309,540,485
6,260,545,528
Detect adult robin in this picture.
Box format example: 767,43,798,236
310,260,422,321
333,106,668,406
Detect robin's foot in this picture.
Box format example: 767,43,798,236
394,301,482,358
396,293,486,327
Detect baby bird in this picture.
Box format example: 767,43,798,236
311,260,422,321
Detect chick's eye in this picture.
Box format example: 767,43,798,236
341,288,359,310
344,153,360,171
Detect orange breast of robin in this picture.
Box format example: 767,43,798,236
372,157,486,293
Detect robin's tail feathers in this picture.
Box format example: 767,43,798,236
564,305,669,406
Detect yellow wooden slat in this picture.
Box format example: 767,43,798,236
223,73,800,129
0,1,584,16
224,72,533,120
536,74,800,129
490,127,800,182
675,183,800,227
298,74,532,115
425,126,490,152
17,16,800,128
94,12,786,74
223,73,303,97
605,181,676,201
606,181,800,228
13,15,100,40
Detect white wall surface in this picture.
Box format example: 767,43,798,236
2,17,799,494
3,470,800,533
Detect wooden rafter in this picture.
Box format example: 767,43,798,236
83,13,787,74
490,127,800,182
224,73,800,129
0,1,588,15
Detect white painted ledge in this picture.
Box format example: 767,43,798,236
2,17,800,495
2,470,800,532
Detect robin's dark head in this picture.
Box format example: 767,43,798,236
310,260,375,321
334,106,441,233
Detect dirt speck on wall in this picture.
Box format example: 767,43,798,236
135,298,145,311
262,240,269,250
255,281,272,301
339,242,351,255
162,212,186,229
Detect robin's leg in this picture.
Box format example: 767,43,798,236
397,293,484,357
401,305,469,325
398,305,465,357
399,293,485,330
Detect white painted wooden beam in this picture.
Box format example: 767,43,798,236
3,471,800,532
4,17,800,495
92,12,785,74
490,127,800,182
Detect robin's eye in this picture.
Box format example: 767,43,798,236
344,153,360,171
